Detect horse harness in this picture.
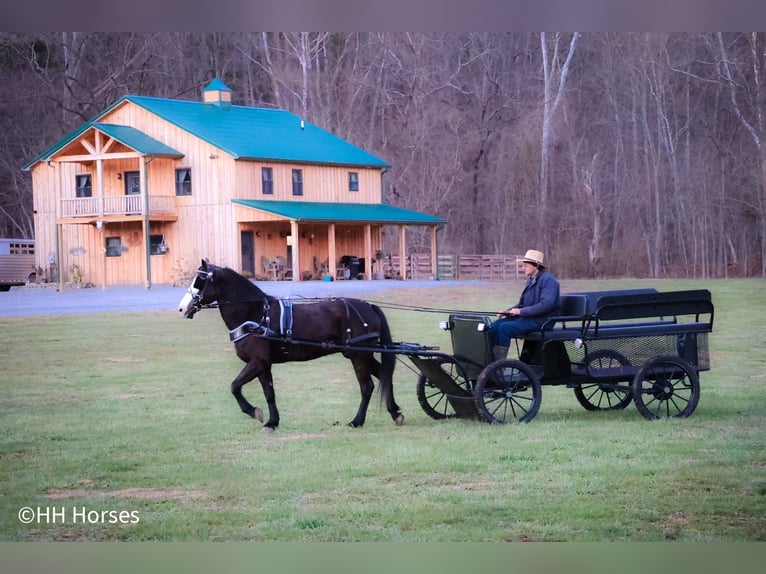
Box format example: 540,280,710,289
228,297,381,352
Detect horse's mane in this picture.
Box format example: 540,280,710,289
217,265,269,300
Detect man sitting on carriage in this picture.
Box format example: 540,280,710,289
489,249,560,362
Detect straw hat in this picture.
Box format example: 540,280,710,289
520,249,545,268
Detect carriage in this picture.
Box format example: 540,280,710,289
179,261,714,429
403,288,715,423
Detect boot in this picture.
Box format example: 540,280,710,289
492,345,509,362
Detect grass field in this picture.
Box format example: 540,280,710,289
1,278,764,541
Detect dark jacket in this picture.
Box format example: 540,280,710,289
516,269,560,324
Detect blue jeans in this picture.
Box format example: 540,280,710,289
489,317,539,347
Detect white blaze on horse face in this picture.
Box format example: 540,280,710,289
177,282,199,315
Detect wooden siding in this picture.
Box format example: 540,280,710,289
30,99,399,286
234,161,381,204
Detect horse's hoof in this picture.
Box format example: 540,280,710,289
261,426,275,434
253,407,264,423
394,414,405,426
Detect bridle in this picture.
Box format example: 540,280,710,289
183,266,270,318
183,268,217,318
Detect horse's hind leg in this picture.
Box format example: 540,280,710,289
348,354,375,428
369,356,403,426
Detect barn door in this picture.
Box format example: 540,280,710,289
241,231,255,277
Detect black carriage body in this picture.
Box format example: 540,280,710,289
409,288,714,424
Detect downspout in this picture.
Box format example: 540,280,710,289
143,157,154,289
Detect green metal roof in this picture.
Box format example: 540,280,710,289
92,123,183,157
124,95,389,167
203,78,231,92
233,199,446,225
24,86,390,170
22,121,183,170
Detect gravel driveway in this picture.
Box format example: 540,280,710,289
0,279,486,318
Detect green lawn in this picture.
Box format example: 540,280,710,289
1,278,764,541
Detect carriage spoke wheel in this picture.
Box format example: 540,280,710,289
474,360,541,424
631,355,700,420
415,357,472,420
574,349,633,411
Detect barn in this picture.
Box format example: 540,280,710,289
22,78,446,288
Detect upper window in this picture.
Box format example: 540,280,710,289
75,174,92,198
105,236,122,257
348,172,359,192
292,169,303,196
262,167,274,195
175,168,192,196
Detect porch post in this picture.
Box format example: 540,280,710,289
430,225,438,280
290,219,299,281
57,223,64,291
142,158,152,289
364,224,372,280
328,223,337,280
398,226,407,280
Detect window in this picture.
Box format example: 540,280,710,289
175,168,192,196
149,234,168,255
9,241,34,255
291,169,303,196
105,236,122,257
348,172,359,192
76,174,92,198
261,167,273,195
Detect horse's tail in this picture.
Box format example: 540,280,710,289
371,303,397,411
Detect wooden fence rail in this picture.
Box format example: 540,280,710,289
382,254,523,281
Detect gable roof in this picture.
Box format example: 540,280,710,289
24,89,390,170
22,121,183,170
91,123,183,157
123,95,389,167
232,199,446,225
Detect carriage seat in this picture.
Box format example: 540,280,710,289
522,293,589,343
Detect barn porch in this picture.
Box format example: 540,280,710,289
232,199,447,281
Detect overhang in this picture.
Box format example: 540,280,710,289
22,122,183,169
232,199,446,225
90,123,184,158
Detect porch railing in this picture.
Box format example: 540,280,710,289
60,195,176,218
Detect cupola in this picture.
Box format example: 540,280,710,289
202,78,232,107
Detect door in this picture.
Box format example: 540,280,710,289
241,231,255,277
124,171,140,214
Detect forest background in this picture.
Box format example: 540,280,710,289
1,32,765,279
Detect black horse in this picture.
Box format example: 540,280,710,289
178,260,403,431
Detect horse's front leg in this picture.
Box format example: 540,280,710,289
231,361,265,423
256,370,280,431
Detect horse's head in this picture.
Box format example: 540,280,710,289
178,259,219,319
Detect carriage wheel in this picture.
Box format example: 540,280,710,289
631,355,700,420
574,349,633,411
474,360,541,423
415,357,472,420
